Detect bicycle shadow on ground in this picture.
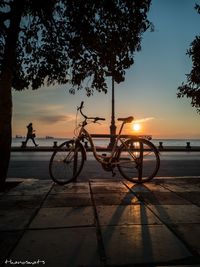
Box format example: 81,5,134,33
89,180,157,264
90,179,194,265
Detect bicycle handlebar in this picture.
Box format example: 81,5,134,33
94,117,106,122
78,101,106,122
80,101,84,110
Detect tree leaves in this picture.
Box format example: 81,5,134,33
178,4,200,113
177,37,200,112
0,0,152,95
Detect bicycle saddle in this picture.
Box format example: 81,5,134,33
118,116,134,123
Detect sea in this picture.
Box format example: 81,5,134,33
11,137,200,148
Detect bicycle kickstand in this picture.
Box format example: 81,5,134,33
111,169,116,177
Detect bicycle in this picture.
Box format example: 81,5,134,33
49,102,160,185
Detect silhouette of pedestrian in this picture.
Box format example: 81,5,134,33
24,123,38,147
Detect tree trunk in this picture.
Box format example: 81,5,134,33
0,1,24,191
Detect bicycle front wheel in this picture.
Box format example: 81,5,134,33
117,138,160,183
49,140,85,185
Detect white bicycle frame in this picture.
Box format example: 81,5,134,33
76,121,139,166
49,102,160,184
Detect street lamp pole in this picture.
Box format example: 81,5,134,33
109,76,116,147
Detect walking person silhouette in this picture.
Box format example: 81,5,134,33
24,123,38,147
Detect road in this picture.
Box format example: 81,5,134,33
7,151,200,180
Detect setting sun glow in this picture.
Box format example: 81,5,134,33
132,123,141,132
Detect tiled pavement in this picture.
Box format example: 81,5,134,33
0,177,200,267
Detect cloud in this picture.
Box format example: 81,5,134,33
39,114,75,124
134,117,155,123
13,104,65,117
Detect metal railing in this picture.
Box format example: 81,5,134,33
11,134,200,152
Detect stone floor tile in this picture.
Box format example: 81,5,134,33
89,179,122,184
90,183,129,194
42,193,92,207
6,179,53,196
50,182,90,194
30,207,94,228
89,180,125,188
135,192,191,205
0,195,44,209
155,177,200,184
0,181,23,196
101,225,192,265
0,209,36,230
172,224,200,255
0,231,23,266
162,183,200,192
156,265,200,267
10,228,100,267
148,205,200,224
97,205,161,226
124,182,170,192
93,193,140,205
176,192,200,206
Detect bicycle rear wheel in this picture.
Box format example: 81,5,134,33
117,138,160,183
49,140,85,185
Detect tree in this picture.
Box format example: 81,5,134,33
0,0,152,190
177,4,200,113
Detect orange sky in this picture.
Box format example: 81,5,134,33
12,0,200,139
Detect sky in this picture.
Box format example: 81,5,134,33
12,0,200,139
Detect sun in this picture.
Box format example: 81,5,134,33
132,123,141,132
